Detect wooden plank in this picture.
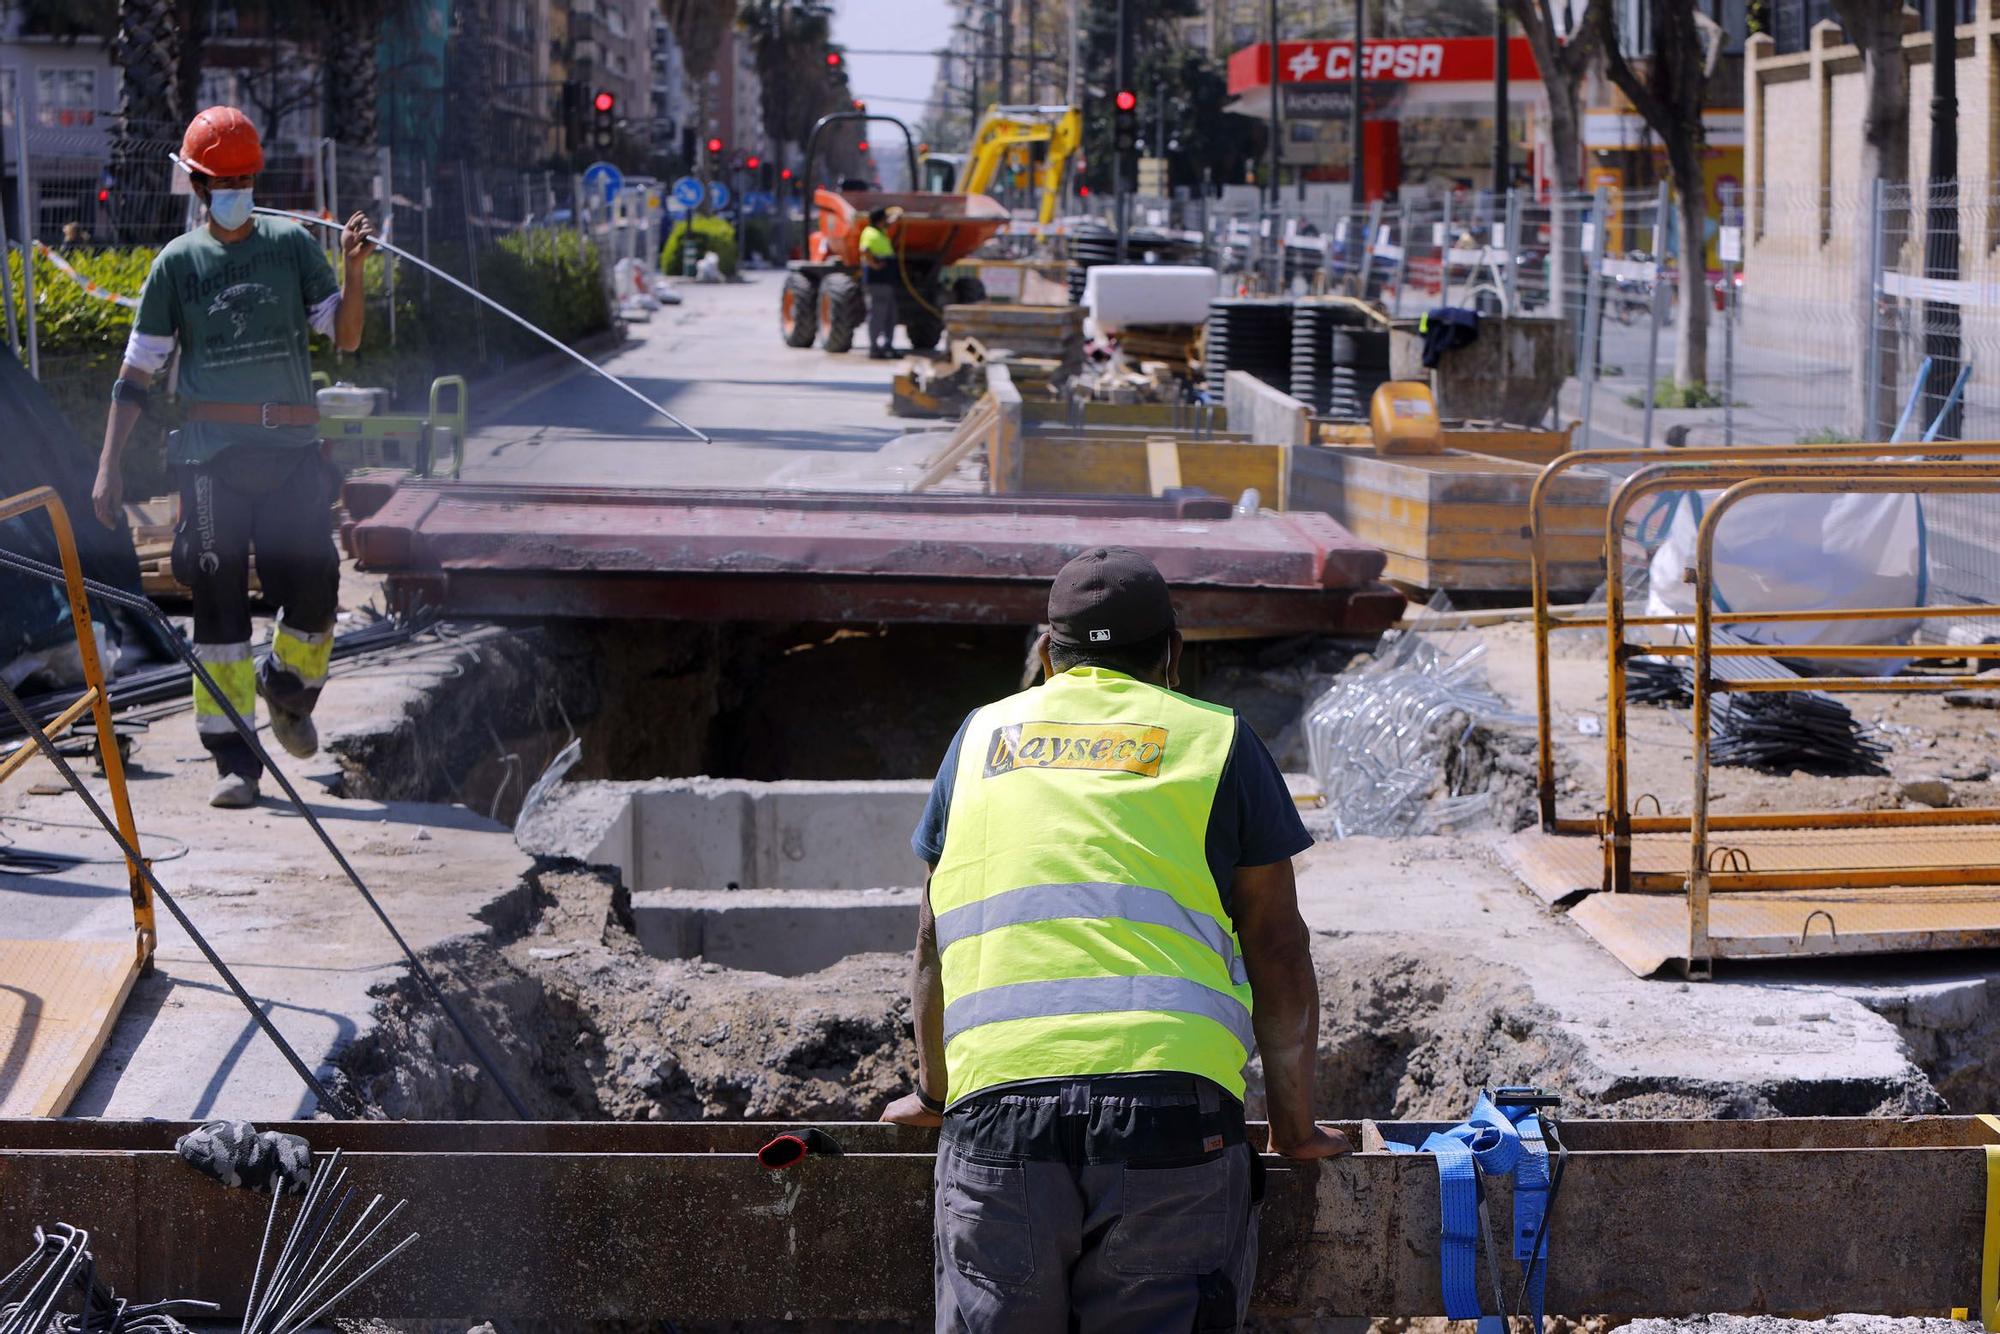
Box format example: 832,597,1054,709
0,939,141,1117
1382,551,1603,591
1344,514,1602,563
1337,491,1606,536
1145,436,1182,497
1019,437,1286,502
913,396,997,492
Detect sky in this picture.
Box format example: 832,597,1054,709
829,0,957,132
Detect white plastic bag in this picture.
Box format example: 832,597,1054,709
1643,487,1925,674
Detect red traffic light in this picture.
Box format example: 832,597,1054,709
1114,89,1137,112
857,140,869,153
826,51,842,67
97,187,110,203
780,167,793,180
706,137,723,154
746,155,761,170
1078,184,1091,197
593,90,615,113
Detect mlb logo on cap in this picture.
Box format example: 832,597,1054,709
1089,629,1112,642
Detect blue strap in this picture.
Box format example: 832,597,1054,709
1385,1094,1552,1334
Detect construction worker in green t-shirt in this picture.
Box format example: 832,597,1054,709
90,106,373,809
858,205,902,358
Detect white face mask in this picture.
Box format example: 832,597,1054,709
208,188,254,229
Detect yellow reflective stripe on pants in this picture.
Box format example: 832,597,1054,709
271,622,333,689
193,643,255,736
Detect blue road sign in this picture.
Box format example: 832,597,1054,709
707,179,732,212
583,161,624,204
670,176,704,210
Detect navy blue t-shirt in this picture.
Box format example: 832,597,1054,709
911,701,1312,910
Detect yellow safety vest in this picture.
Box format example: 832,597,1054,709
931,665,1252,1103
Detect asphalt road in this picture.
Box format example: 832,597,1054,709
459,270,918,490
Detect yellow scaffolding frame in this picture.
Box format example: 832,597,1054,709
1,486,155,965
1520,449,2000,975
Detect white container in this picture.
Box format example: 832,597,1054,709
316,382,377,419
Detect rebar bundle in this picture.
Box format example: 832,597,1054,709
0,1225,216,1334
1303,613,1530,838
236,1150,419,1334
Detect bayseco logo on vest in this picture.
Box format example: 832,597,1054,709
982,722,1169,779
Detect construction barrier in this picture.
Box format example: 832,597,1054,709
1515,447,2000,975
0,487,154,1115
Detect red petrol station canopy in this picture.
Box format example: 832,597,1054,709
1227,36,1540,94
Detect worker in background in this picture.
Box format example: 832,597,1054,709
883,547,1349,1332
90,106,373,809
859,204,902,359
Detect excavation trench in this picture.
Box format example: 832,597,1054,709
329,620,2000,1124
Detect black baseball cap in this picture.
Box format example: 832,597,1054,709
1048,547,1176,650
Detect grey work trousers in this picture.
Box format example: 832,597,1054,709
933,1073,1260,1333
867,278,898,355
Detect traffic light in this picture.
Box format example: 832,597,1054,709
705,136,724,170
780,167,793,181
826,51,842,68
857,140,870,154
746,155,761,171
1113,88,1138,157
593,89,615,149
561,81,584,152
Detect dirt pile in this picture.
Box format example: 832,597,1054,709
335,860,916,1121
336,860,1938,1124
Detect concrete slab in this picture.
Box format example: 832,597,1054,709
630,887,920,975
519,777,930,892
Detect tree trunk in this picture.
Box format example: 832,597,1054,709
1830,0,1912,437
325,0,381,150
111,0,181,242
172,0,203,124
1671,148,1709,389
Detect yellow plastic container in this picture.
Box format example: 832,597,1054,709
1370,380,1444,455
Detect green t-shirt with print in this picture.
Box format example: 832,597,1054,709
133,216,339,466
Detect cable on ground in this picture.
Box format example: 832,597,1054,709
0,544,532,1119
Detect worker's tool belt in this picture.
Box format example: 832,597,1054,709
185,401,321,429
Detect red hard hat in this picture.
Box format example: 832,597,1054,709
179,106,263,178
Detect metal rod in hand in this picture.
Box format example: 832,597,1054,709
254,207,710,443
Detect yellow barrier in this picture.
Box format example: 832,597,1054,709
0,486,154,965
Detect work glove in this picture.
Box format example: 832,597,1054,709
175,1119,314,1193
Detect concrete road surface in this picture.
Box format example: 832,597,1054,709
459,270,923,490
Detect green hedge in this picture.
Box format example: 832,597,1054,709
661,215,739,277
16,230,610,501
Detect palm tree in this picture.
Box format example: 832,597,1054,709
110,0,183,238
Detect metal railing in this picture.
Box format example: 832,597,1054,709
0,486,154,966
1524,446,2000,974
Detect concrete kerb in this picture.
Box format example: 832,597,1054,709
518,777,929,973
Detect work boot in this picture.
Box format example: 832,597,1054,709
208,772,259,809
265,703,318,759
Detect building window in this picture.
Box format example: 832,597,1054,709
36,69,96,128
197,69,240,110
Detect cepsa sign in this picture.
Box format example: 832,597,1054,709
1227,37,1540,93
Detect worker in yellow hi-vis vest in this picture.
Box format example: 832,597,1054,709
883,547,1350,1332
858,204,902,359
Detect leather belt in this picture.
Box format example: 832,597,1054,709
184,401,321,428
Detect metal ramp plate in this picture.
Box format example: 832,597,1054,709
1571,886,2000,976
0,939,140,1116
1504,826,2000,903
1499,828,1605,903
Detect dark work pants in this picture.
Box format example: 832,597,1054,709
172,444,341,779
867,276,898,355
934,1074,1261,1333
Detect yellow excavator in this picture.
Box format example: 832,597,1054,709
924,104,1081,228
